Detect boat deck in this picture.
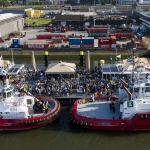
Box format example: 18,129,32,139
28,100,56,116
77,102,121,120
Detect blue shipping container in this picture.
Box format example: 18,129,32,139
81,39,94,44
12,38,20,45
69,38,81,45
13,45,20,48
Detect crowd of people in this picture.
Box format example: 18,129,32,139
21,67,128,98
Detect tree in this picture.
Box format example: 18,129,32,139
10,0,15,6
0,0,11,7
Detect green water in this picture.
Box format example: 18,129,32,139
1,54,150,150
0,107,150,150
3,54,135,66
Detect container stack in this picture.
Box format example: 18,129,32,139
81,37,94,48
69,38,81,48
12,38,20,48
98,37,111,49
52,37,62,43
24,43,51,49
36,34,62,40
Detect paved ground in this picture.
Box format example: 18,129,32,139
0,29,99,48
0,29,90,47
0,28,147,55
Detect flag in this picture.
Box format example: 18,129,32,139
23,87,28,93
116,54,121,59
94,91,98,97
91,94,95,102
127,57,133,62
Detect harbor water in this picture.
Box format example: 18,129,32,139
0,56,150,150
0,107,150,150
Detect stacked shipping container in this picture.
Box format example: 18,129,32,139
23,41,53,49
12,38,20,48
81,37,94,48
69,38,81,48
98,37,111,48
98,36,117,48
36,34,62,39
109,32,133,39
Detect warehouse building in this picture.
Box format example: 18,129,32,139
0,8,32,16
0,13,24,39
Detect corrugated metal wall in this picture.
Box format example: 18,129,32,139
0,9,25,15
0,18,24,37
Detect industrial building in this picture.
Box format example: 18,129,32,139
118,0,137,5
0,8,32,16
139,0,150,4
0,13,24,39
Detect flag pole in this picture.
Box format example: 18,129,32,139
132,48,136,82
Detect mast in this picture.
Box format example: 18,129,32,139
94,0,95,26
132,48,136,82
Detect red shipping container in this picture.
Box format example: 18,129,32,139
36,34,62,39
98,37,112,45
88,28,108,33
44,44,50,48
110,36,116,44
81,44,94,48
109,33,133,39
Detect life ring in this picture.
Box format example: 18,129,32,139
13,103,17,106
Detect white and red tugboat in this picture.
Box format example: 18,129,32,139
0,79,60,131
70,78,150,131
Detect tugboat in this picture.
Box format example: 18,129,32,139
0,79,60,131
70,77,150,131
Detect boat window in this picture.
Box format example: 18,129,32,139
7,92,11,98
134,88,139,92
2,92,6,98
27,99,32,105
140,114,150,119
145,87,150,92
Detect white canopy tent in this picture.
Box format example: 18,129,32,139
45,61,76,74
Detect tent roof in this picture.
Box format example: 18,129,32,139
45,61,76,74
